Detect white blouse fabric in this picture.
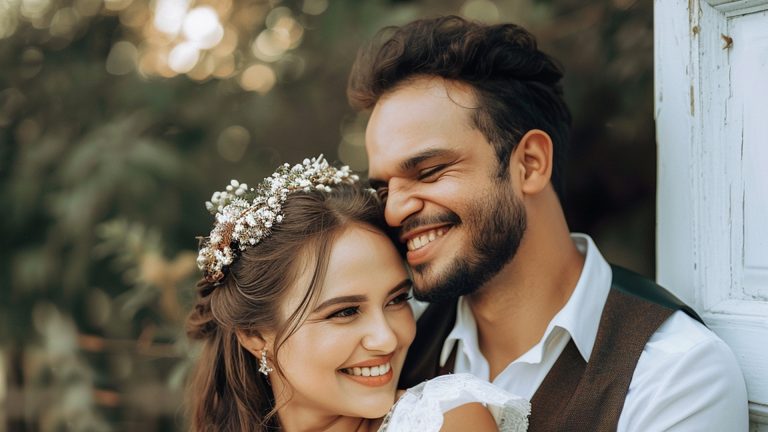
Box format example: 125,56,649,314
378,373,529,432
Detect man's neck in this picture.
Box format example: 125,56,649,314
466,214,585,380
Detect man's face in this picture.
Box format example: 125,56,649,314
365,78,527,302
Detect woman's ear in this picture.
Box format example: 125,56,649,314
236,330,268,357
510,129,553,195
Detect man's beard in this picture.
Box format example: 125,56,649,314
411,182,527,303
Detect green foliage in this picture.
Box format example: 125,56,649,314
1,0,655,429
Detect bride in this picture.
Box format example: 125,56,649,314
186,156,529,431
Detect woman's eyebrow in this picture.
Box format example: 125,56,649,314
388,279,412,295
311,295,367,313
311,279,411,313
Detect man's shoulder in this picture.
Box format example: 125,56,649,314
609,264,704,323
622,310,748,430
634,309,745,402
645,310,724,355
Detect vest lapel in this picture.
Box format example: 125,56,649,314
398,265,698,431
529,289,673,431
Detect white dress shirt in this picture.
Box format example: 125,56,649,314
411,234,748,431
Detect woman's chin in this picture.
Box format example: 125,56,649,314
351,394,396,420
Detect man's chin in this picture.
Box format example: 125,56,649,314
411,285,434,302
410,273,442,302
411,276,461,303
410,265,440,299
411,258,486,303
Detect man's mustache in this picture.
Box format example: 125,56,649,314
399,211,462,236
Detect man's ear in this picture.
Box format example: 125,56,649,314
236,330,268,358
510,129,553,195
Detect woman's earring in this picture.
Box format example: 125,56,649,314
259,349,273,376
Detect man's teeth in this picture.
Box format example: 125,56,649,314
406,227,448,251
343,363,391,377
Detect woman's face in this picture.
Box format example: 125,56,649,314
270,223,416,423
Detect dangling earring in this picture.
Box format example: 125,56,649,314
259,348,273,376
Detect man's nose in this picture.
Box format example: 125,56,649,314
384,179,423,229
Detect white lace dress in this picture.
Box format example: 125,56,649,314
378,373,530,431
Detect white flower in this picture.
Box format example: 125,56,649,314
198,155,360,280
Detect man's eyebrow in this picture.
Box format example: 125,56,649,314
368,148,453,188
399,149,450,171
311,279,412,313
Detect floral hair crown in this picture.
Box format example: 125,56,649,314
196,155,359,284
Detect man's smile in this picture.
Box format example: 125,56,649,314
405,226,450,251
402,225,454,266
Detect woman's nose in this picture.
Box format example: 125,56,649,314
361,313,399,353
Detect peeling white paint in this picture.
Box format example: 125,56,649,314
656,1,768,429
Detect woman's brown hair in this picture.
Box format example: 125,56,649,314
185,183,385,431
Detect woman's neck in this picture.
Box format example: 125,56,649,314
278,412,377,432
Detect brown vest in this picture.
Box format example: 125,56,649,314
398,265,703,432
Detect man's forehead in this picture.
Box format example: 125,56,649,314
364,78,477,176
376,76,478,110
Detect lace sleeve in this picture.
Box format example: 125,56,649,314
378,373,529,432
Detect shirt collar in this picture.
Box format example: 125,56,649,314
548,233,612,361
440,296,475,367
439,233,612,366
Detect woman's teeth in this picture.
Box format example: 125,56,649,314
406,227,448,251
342,363,391,377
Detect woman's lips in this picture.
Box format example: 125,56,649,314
339,364,394,387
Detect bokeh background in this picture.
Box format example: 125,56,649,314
0,0,654,430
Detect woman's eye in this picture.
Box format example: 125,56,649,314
328,306,360,319
387,292,412,306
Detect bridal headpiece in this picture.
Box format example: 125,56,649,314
196,155,359,284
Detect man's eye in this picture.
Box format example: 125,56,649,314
418,165,445,181
387,292,412,306
376,188,388,202
327,306,359,319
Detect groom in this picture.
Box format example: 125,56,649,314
348,16,747,430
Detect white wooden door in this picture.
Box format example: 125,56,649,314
656,0,768,429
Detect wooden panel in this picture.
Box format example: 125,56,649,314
656,0,768,426
706,0,768,15
731,11,768,298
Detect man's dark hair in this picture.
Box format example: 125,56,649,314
348,15,572,199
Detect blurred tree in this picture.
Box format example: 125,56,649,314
0,0,655,430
